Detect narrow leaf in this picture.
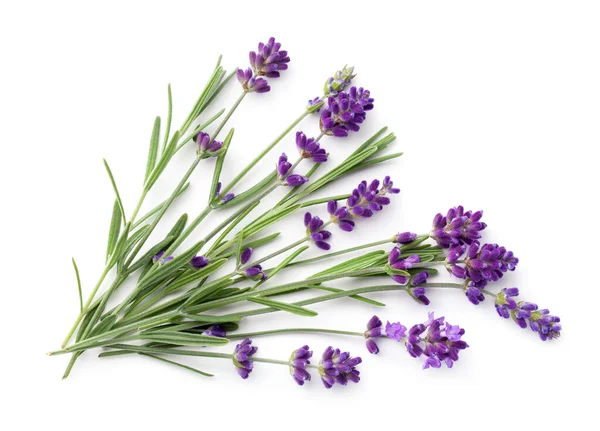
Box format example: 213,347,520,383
139,331,230,347
312,285,385,307
144,116,161,182
247,297,317,317
140,353,214,377
161,84,172,153
209,128,234,203
309,251,386,279
258,246,308,285
71,258,83,312
106,199,122,262
181,314,241,323
103,159,126,226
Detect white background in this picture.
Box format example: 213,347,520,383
1,1,599,429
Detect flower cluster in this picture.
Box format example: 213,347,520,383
394,231,417,244
239,247,267,280
495,288,561,341
430,206,486,248
364,315,383,354
446,242,518,287
195,131,223,158
304,212,332,250
277,153,309,186
328,177,400,232
318,346,362,388
404,312,468,369
295,131,327,163
320,86,374,137
289,345,312,386
238,37,289,94
232,338,257,379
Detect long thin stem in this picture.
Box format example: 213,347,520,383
241,237,308,269
218,110,309,198
229,328,363,340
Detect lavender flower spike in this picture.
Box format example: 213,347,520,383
406,312,469,369
431,205,487,248
385,321,407,341
495,288,561,341
296,131,328,163
237,67,270,94
232,338,257,379
304,212,332,250
408,271,431,305
277,152,308,186
364,315,383,354
320,86,374,137
323,65,356,96
289,345,313,386
394,232,418,244
387,246,420,285
327,200,355,232
195,131,223,157
318,346,362,388
347,178,399,218
249,37,290,78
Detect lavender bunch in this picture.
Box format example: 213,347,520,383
50,36,559,389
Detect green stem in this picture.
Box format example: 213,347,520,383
218,110,309,198
61,266,111,347
229,328,363,340
422,282,497,298
241,236,308,269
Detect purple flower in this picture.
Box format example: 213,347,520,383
214,182,235,205
394,232,417,244
238,247,267,280
406,312,469,369
307,96,324,113
232,338,257,379
327,200,355,232
385,321,407,341
465,286,485,305
318,346,362,389
387,246,420,285
494,287,519,318
289,345,312,386
445,241,519,289
190,255,209,269
323,66,356,96
152,251,173,265
202,325,227,338
319,86,374,137
347,178,399,217
195,131,223,157
236,67,270,94
495,288,561,341
296,131,328,163
408,272,430,305
364,315,383,354
304,212,332,250
276,152,309,186
431,206,487,248
249,37,290,78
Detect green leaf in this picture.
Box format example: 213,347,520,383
139,331,229,347
162,258,229,294
183,275,235,307
132,182,190,229
208,128,234,203
71,258,83,312
139,353,214,377
235,231,244,266
137,240,205,289
214,232,281,259
309,251,386,279
257,245,308,285
145,130,180,190
161,84,172,153
243,203,302,237
312,285,386,307
181,314,241,323
206,202,260,256
103,159,126,226
247,297,317,316
88,314,117,337
384,264,411,277
167,213,188,238
219,170,277,208
144,116,161,182
300,194,351,208
106,199,122,262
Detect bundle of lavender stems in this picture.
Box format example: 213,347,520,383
49,37,561,388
